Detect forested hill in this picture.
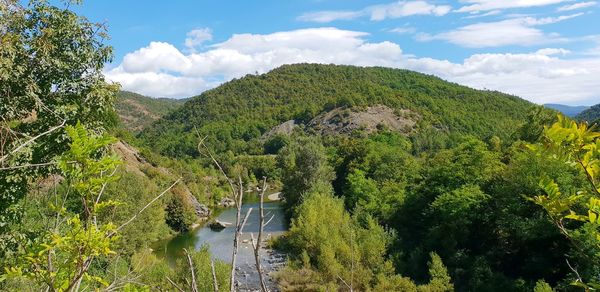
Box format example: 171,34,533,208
576,103,600,124
115,91,185,133
140,63,535,157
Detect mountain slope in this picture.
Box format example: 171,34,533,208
140,64,535,157
544,103,589,117
577,103,600,124
115,91,185,133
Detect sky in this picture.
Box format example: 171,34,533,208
66,0,600,105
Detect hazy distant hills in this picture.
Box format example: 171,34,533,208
544,103,590,117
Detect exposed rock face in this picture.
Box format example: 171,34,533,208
112,140,171,177
309,105,418,135
112,140,212,221
219,197,236,208
187,194,211,219
263,119,297,139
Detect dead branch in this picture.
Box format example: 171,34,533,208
211,259,219,292
166,276,186,292
195,131,236,200
229,177,244,292
251,177,269,292
110,178,181,236
0,119,66,165
184,248,199,292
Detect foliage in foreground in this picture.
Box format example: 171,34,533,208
529,115,600,289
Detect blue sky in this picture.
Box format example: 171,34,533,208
65,1,600,105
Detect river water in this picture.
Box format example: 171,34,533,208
154,201,288,290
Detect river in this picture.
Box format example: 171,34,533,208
154,201,288,290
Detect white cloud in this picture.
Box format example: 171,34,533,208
105,28,600,104
419,14,581,48
535,48,571,55
557,1,597,11
121,42,191,73
297,11,363,23
185,28,212,51
105,67,209,98
297,1,451,23
403,49,600,104
389,27,417,34
368,1,452,20
457,0,572,13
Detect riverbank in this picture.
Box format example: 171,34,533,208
235,235,286,291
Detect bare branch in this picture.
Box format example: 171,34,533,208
195,131,236,200
111,178,181,236
337,275,353,292
253,177,269,292
184,248,199,292
566,258,584,284
166,276,186,292
229,177,243,292
0,161,58,171
211,259,219,292
263,214,275,229
0,119,66,165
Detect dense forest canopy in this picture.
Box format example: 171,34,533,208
140,64,535,157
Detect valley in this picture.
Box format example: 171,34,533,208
2,1,600,291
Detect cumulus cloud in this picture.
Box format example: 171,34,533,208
557,1,597,11
105,27,600,104
418,14,582,48
185,28,212,51
297,1,451,23
403,49,600,104
457,0,571,13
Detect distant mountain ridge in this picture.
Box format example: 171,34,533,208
544,103,590,117
139,63,536,157
115,91,185,133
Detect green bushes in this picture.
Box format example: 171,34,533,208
165,191,197,232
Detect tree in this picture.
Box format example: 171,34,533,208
0,0,118,254
165,191,197,232
277,136,335,215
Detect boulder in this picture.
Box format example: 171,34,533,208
209,220,231,231
219,197,236,208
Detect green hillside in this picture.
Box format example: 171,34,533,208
577,103,600,124
115,91,185,133
140,64,534,157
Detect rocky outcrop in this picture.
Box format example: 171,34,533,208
219,197,236,208
187,194,211,219
262,119,297,139
309,105,418,136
